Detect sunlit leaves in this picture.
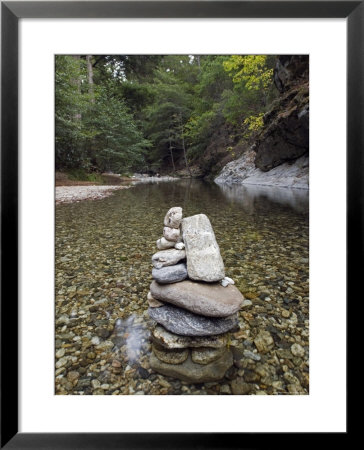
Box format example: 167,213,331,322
223,55,273,91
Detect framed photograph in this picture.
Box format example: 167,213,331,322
1,1,356,447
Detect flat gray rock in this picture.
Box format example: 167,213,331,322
182,214,225,282
148,304,239,336
150,349,233,383
151,249,186,269
152,325,229,349
150,280,244,317
152,263,188,284
163,207,183,229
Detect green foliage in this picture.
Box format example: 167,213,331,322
85,82,150,172
243,113,265,136
55,55,150,173
143,59,193,169
67,169,103,183
55,56,91,169
222,55,277,133
55,54,281,176
223,55,274,91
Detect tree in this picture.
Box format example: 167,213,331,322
55,55,91,169
144,58,193,173
55,55,150,173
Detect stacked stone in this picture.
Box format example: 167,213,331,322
148,207,244,383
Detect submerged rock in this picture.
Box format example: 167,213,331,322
152,343,189,365
163,207,183,229
152,263,188,284
148,305,239,336
152,325,228,349
254,330,274,353
191,347,225,365
149,349,233,383
181,214,225,282
150,280,244,317
151,249,186,269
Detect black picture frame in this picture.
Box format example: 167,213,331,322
1,1,356,447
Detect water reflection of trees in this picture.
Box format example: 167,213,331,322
216,183,309,214
98,179,308,217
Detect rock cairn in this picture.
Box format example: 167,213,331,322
148,207,244,383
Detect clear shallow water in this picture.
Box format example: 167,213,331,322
55,180,309,395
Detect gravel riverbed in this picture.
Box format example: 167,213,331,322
55,181,309,395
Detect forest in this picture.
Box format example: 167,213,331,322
55,54,279,178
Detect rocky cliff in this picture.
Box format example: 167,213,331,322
215,55,309,188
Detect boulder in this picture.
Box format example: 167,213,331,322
181,214,225,282
255,56,309,172
152,263,188,284
152,325,228,349
163,207,183,229
151,249,186,269
148,305,239,336
150,349,233,383
274,55,309,93
150,280,244,317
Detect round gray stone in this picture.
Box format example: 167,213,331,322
152,263,188,284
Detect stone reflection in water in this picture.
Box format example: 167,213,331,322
55,180,309,395
111,315,150,364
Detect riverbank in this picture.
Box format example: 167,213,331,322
56,174,180,204
56,185,130,204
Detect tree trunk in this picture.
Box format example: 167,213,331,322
196,55,201,72
179,116,192,177
72,55,82,121
168,131,176,173
86,55,95,103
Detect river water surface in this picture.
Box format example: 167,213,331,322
55,180,309,395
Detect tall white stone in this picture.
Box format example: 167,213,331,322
181,214,225,282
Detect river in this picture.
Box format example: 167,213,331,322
55,180,309,395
